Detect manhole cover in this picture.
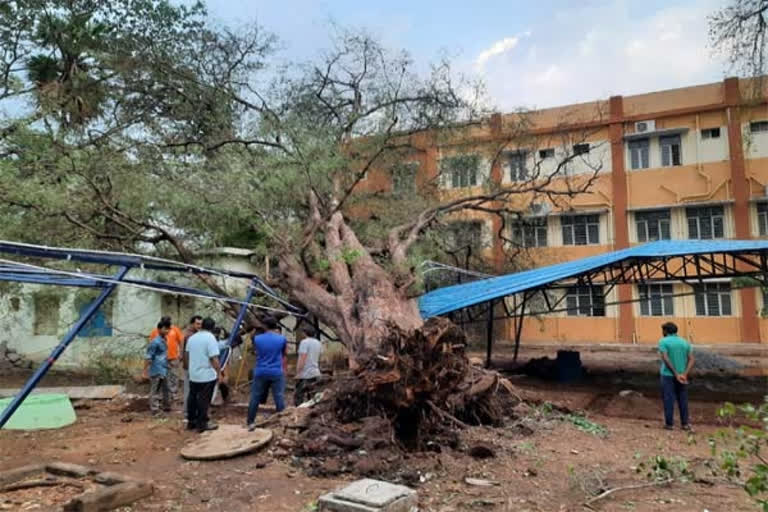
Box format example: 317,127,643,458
180,424,272,460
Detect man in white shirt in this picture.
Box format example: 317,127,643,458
294,325,323,406
184,317,224,432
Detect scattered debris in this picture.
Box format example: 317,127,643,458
464,477,500,487
0,461,152,511
0,342,34,371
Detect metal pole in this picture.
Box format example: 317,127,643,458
485,300,494,368
0,266,129,429
514,292,530,363
212,279,258,403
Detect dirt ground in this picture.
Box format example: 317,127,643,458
1,347,766,512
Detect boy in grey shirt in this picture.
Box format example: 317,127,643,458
294,325,323,405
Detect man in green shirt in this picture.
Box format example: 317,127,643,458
658,322,695,430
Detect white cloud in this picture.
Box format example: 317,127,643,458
469,0,726,111
474,36,521,69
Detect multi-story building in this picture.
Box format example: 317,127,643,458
362,76,768,345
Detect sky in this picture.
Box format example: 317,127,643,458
205,0,728,112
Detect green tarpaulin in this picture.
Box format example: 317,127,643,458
0,393,76,430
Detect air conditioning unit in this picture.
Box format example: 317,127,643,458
635,120,656,133
529,202,552,217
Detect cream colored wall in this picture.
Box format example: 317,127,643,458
697,126,730,163
743,122,768,159
498,140,612,184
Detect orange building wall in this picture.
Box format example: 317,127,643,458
367,76,768,346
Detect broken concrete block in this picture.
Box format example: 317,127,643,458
319,478,417,512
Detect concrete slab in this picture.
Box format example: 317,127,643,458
319,479,417,512
0,385,124,400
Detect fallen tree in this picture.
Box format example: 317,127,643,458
0,3,606,443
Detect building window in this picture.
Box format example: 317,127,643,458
573,143,590,155
758,202,768,236
75,293,114,337
391,162,418,195
638,284,674,316
701,128,720,139
635,209,671,242
566,286,605,317
660,135,682,167
441,154,480,189
628,138,650,170
686,206,725,239
562,214,600,245
694,283,732,316
538,148,554,159
33,294,60,335
447,221,484,250
750,121,768,133
507,152,527,182
511,217,548,247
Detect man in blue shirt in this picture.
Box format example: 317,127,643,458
658,322,695,430
144,320,171,415
184,317,224,432
247,316,287,430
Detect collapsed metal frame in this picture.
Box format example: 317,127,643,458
0,241,302,429
462,249,768,367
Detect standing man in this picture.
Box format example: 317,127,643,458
184,317,223,432
181,315,203,420
658,322,695,431
247,316,287,430
144,321,171,415
148,316,184,402
294,325,323,406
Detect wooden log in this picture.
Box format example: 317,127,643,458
91,471,130,486
0,463,45,486
46,462,93,478
63,481,152,512
1,478,61,493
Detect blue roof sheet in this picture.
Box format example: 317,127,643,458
419,239,768,318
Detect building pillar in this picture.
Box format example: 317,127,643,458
609,95,634,343
724,77,761,343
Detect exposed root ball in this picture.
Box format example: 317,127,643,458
305,317,518,451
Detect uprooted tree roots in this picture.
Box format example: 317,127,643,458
265,317,522,478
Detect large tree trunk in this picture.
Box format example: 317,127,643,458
272,211,519,455
277,211,423,358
